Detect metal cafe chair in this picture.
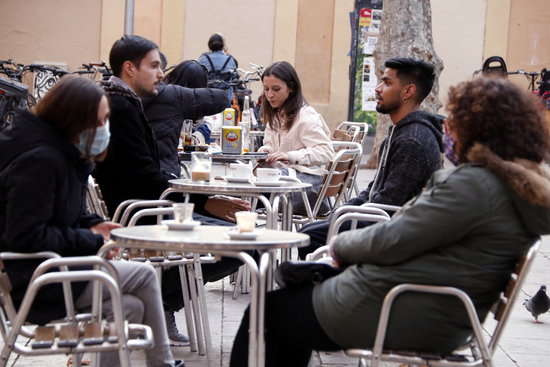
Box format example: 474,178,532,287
345,238,541,367
305,205,391,262
112,201,215,366
0,253,153,367
292,142,363,230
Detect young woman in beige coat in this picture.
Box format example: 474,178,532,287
257,61,335,214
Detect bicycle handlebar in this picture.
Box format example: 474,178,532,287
507,70,540,77
27,64,69,76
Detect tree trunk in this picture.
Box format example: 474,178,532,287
366,0,443,168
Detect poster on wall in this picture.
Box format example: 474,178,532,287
361,56,377,111
349,0,383,133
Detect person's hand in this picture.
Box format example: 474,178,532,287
91,221,121,241
328,237,343,268
204,196,251,222
266,151,289,165
101,240,121,260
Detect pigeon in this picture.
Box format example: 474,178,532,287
523,285,550,323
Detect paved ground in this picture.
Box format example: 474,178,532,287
3,163,550,366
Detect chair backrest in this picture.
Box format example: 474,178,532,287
306,208,390,262
488,238,541,353
314,142,362,216
330,141,363,204
335,121,369,150
113,199,174,226
86,175,110,220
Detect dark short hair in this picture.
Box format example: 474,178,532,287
109,35,159,77
164,60,208,88
385,57,435,102
35,75,106,154
207,33,225,52
260,61,305,131
446,76,550,162
159,52,168,70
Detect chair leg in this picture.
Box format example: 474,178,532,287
232,266,243,300
177,265,198,352
186,262,206,356
192,255,214,367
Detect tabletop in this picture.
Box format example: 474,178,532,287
111,225,310,252
168,178,311,195
178,151,267,162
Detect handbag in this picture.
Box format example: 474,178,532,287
274,261,343,288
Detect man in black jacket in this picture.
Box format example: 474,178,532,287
94,35,244,344
298,57,444,259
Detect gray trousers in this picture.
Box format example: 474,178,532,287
75,261,174,367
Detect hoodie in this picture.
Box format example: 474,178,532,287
347,110,444,206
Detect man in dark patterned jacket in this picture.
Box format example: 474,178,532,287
94,35,243,345
299,57,444,259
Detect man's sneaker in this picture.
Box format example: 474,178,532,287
174,360,185,367
164,311,190,344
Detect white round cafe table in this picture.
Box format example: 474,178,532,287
107,225,309,367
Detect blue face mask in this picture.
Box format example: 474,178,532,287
443,132,460,166
75,120,110,157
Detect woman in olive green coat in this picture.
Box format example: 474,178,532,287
230,76,550,367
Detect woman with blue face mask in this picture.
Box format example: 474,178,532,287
0,75,182,367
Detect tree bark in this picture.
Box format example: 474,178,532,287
366,0,443,168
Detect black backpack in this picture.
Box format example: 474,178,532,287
204,54,236,90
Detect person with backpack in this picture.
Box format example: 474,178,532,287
198,33,238,102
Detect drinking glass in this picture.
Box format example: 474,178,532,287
235,211,258,232
173,203,194,223
191,151,212,181
180,119,193,147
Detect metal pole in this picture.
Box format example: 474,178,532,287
124,0,135,35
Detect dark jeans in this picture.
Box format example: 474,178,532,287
298,219,374,259
230,286,340,367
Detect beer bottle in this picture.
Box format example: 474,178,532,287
231,96,241,123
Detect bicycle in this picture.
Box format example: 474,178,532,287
0,76,29,131
0,60,69,130
507,69,541,92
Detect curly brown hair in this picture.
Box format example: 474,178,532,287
446,76,550,163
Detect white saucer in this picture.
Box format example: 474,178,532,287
253,181,284,187
227,229,259,240
223,176,251,183
162,219,201,231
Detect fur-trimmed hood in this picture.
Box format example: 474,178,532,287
467,143,550,235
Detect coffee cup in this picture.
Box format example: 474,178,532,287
255,168,281,182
